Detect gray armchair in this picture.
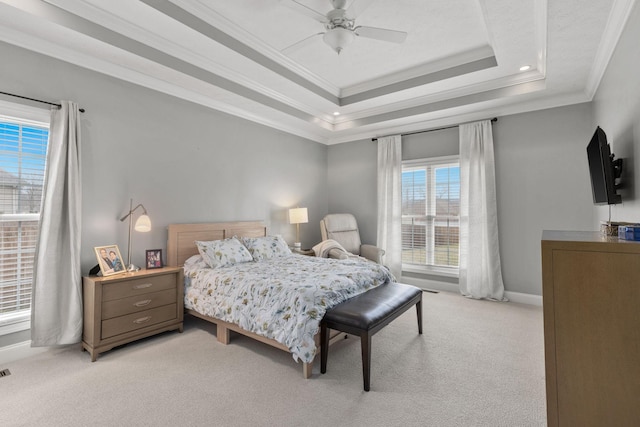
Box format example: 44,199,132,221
319,214,385,264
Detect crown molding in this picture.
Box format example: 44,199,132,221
585,0,637,99
340,45,496,97
179,0,341,96
327,82,589,145
333,68,545,124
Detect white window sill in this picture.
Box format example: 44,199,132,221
402,264,459,278
0,311,31,336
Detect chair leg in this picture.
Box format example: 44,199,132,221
361,332,371,392
416,299,423,334
320,322,329,374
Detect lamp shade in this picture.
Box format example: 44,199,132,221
289,207,308,225
323,28,355,54
134,214,151,232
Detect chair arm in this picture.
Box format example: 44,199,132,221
327,248,349,260
360,244,385,264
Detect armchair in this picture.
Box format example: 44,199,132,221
319,214,385,264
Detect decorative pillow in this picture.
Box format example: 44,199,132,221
183,254,208,271
195,237,253,268
241,235,292,261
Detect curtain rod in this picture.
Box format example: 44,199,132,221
371,117,497,142
0,91,85,113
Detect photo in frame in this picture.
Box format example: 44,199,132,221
94,245,125,276
145,249,163,269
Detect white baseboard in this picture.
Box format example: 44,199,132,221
0,341,48,365
401,276,459,294
504,290,542,306
401,276,542,306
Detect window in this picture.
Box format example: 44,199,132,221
0,103,49,334
402,156,459,275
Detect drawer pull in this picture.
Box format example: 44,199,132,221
133,316,152,324
134,299,152,307
133,283,153,290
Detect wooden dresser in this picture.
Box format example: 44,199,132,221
82,266,184,361
541,231,640,426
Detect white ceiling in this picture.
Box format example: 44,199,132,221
0,0,636,144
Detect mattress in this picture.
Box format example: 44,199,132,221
183,254,394,363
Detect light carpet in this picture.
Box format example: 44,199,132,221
0,291,546,426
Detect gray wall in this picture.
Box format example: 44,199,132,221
592,1,640,223
493,104,595,295
327,103,595,296
326,139,378,243
0,41,328,347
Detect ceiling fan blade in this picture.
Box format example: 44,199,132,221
354,26,407,43
281,0,328,23
281,32,324,55
345,0,375,19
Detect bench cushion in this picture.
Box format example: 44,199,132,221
323,282,422,331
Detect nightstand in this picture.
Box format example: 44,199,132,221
82,266,184,361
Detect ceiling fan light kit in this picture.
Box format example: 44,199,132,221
324,27,355,54
284,0,408,55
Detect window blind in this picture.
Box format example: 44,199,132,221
401,156,460,271
0,117,48,323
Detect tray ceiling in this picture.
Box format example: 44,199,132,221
0,0,635,144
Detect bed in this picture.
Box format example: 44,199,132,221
167,221,394,378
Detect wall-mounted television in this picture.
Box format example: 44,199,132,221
586,126,623,205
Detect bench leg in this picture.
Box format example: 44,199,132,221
361,332,371,392
320,322,329,374
416,299,423,334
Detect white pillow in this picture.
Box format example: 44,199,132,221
195,237,253,268
183,254,208,271
241,235,292,261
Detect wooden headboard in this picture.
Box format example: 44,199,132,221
167,221,267,267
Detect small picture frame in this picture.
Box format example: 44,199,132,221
145,249,163,269
94,245,125,276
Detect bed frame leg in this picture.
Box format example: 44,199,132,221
302,362,312,379
217,324,230,344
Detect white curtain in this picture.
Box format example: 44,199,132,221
458,120,507,301
377,135,402,279
31,101,83,346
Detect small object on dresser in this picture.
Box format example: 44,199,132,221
145,249,163,269
94,245,126,276
619,224,640,241
600,221,619,236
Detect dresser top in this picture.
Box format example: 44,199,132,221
84,266,182,283
542,230,640,253
543,230,640,242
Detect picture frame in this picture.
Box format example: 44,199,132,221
94,245,125,276
145,249,163,269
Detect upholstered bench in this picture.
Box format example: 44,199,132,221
320,282,423,391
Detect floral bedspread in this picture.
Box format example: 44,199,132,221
183,255,394,363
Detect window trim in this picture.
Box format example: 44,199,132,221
0,99,50,124
0,310,30,335
0,101,49,337
401,155,460,277
402,263,459,278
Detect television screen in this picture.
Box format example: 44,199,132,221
587,126,622,205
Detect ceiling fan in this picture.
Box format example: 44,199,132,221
282,0,408,55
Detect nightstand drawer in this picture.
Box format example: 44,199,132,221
102,304,177,339
102,289,176,320
102,274,176,301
